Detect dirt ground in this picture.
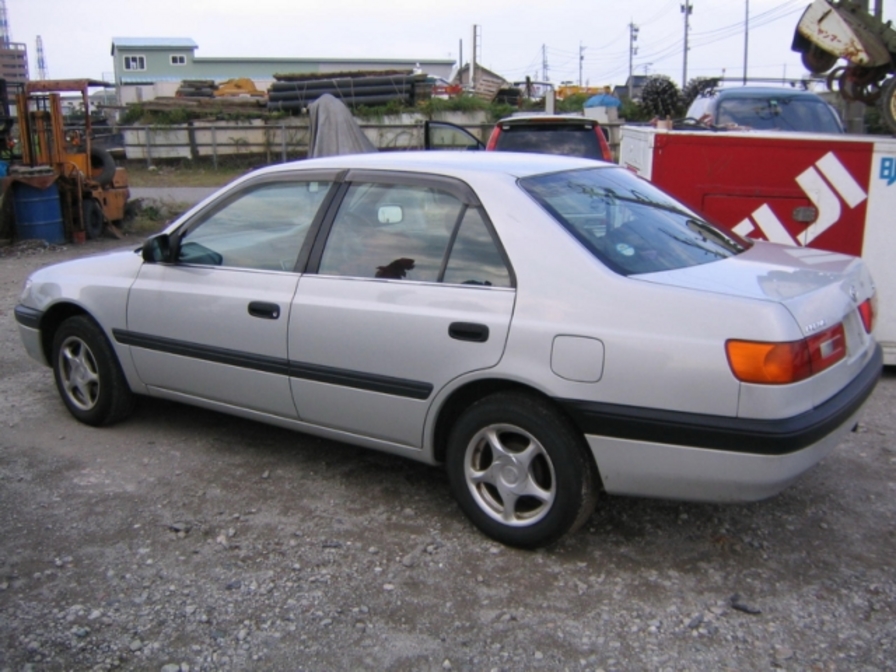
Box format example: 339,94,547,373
1,237,894,672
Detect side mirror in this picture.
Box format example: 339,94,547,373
142,234,172,263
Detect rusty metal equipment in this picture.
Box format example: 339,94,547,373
792,0,896,133
14,78,128,240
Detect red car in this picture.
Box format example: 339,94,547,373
425,113,612,161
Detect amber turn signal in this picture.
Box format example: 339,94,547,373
726,323,846,385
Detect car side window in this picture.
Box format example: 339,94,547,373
178,181,331,271
318,183,462,281
443,208,512,287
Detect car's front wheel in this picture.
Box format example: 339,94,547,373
447,392,598,548
52,315,134,426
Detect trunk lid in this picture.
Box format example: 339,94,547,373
636,240,875,349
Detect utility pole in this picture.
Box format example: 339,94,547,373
681,1,693,87
743,0,749,84
0,0,10,48
579,42,586,87
628,22,639,99
458,39,463,78
36,35,48,80
542,44,549,81
858,0,881,20
470,25,481,90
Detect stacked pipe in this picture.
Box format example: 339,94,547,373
267,72,429,112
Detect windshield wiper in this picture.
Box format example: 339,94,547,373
685,218,746,250
607,194,697,219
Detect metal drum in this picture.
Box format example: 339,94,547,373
12,181,65,244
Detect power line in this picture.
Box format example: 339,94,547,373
496,0,808,87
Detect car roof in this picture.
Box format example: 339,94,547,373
255,150,609,180
495,113,600,124
713,86,826,100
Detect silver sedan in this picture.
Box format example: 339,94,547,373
16,152,882,548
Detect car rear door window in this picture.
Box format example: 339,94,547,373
443,208,512,287
178,181,331,271
318,183,462,281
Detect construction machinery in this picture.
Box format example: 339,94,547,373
13,78,128,240
791,0,896,133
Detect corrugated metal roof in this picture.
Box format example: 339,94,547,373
120,75,274,84
112,37,198,50
119,76,185,84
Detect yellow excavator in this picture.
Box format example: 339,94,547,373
15,78,128,240
792,0,896,134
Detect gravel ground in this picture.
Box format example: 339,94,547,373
1,238,895,672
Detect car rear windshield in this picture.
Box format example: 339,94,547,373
715,96,842,133
494,124,603,159
519,167,750,275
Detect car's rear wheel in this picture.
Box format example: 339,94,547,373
446,392,598,548
52,315,134,426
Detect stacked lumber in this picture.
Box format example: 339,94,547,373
176,79,217,98
136,96,267,117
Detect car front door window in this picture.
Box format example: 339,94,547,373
179,181,332,272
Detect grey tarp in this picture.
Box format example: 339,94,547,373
308,94,377,157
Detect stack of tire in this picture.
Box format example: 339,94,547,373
176,80,217,98
267,73,428,113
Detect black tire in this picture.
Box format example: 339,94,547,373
89,146,116,187
878,77,896,135
83,199,104,240
51,315,135,427
801,44,837,75
446,391,598,548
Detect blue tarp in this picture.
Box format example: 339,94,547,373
584,94,621,108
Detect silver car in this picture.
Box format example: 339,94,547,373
15,152,882,548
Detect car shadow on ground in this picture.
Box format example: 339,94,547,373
121,395,837,569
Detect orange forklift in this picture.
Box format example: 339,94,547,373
15,79,128,239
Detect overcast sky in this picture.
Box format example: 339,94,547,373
9,0,896,87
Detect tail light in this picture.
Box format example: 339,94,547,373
806,323,847,373
726,323,846,385
858,295,876,333
485,126,501,151
593,126,613,162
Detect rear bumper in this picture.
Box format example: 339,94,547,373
560,344,882,502
584,406,862,502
